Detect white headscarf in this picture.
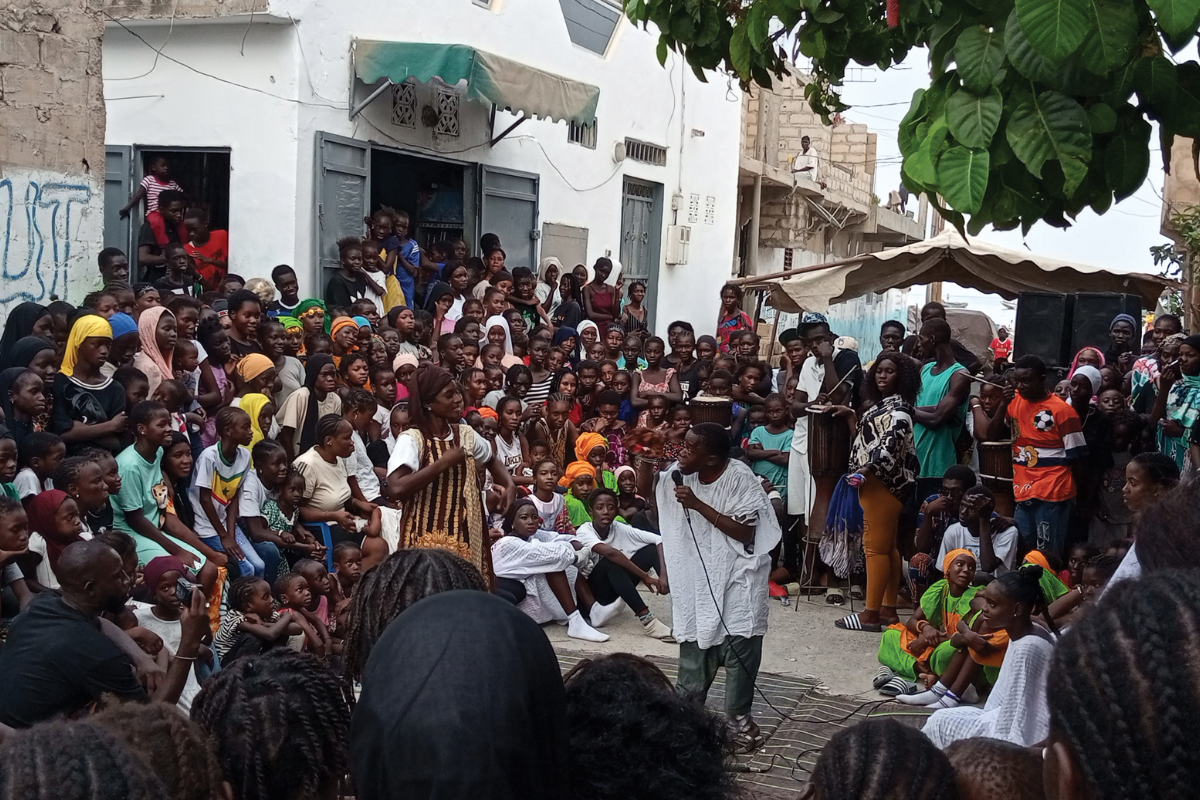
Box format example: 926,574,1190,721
1073,364,1102,395
482,314,514,354
538,256,563,285
577,320,600,347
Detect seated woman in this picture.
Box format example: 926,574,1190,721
490,498,606,642
875,549,978,697
575,489,673,641
294,414,381,553
921,564,1057,748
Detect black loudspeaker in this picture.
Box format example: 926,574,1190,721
1070,293,1141,356
1015,292,1073,368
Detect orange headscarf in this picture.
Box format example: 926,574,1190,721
558,461,596,488
1023,550,1052,572
477,407,498,420
574,432,608,464
331,316,358,341
942,548,976,574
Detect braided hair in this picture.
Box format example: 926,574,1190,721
190,650,351,800
1134,484,1200,574
90,702,224,800
809,718,959,800
342,548,486,681
0,719,165,800
993,563,1058,634
1047,570,1200,800
227,575,268,614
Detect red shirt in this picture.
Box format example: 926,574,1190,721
185,230,229,292
990,336,1013,359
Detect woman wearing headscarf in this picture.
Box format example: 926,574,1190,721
0,367,44,447
1067,346,1105,378
296,298,331,336
0,302,52,371
51,314,126,454
102,311,140,378
330,315,359,367
10,336,57,434
552,326,580,367
276,353,342,460
238,392,273,453
1106,313,1140,374
425,281,455,338
132,306,176,396
1150,334,1200,472
24,489,84,591
351,591,569,800
386,365,515,585
481,315,524,370
537,256,562,314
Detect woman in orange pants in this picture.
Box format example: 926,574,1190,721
828,352,921,632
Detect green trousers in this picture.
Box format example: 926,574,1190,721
676,635,763,717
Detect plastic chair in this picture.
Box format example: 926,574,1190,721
302,522,336,572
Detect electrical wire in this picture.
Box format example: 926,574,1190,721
102,12,348,109
105,0,177,81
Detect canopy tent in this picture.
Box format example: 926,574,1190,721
353,41,600,126
733,229,1178,313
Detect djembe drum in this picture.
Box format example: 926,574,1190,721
805,408,851,545
978,441,1015,516
689,396,733,429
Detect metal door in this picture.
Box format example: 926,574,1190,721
479,166,539,270
316,132,370,284
620,177,663,329
104,145,134,256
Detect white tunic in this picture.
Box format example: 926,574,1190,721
491,530,578,624
923,628,1055,749
787,355,824,517
655,459,782,649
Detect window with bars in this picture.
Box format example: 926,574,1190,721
568,119,598,148
624,138,667,166
391,83,416,128
435,86,460,136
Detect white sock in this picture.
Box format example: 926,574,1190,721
927,690,960,709
567,610,609,642
588,598,623,628
895,682,947,706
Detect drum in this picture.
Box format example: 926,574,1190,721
689,396,733,429
978,441,1013,491
807,408,850,477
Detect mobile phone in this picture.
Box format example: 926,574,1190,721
175,576,196,606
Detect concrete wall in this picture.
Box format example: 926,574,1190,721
102,0,744,335
1,0,106,306
106,0,268,19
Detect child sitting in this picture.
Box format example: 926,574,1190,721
132,555,207,710
575,433,616,490
14,431,65,502
561,462,597,528
22,489,87,591
153,379,196,435
276,570,331,657
1048,553,1120,626
529,459,571,533
614,465,648,524
239,443,324,576
213,575,303,664
261,467,323,569
491,498,606,642
189,407,255,575
936,486,1020,577
330,541,362,631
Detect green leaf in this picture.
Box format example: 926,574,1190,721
1006,90,1092,194
1005,9,1058,83
938,147,992,213
730,23,752,78
1078,0,1138,74
748,2,771,52
798,25,827,59
1014,0,1090,61
898,88,928,157
656,38,669,66
1134,55,1178,112
1086,102,1117,134
1105,135,1150,199
947,86,1003,148
1147,0,1200,38
811,4,844,22
956,26,1007,93
670,9,696,42
905,117,949,186
1171,61,1200,136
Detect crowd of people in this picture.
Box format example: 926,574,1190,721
1,189,1200,800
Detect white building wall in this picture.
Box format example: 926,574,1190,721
102,0,743,334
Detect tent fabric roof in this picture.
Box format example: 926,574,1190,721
743,230,1178,313
353,41,600,125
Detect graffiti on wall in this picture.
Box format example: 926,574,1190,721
0,173,97,309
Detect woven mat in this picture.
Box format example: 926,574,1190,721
557,652,932,796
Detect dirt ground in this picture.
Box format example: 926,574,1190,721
546,586,885,697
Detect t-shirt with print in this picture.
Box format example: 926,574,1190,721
1007,393,1086,502
990,337,1013,359
574,520,660,559
188,443,251,541
50,373,127,456
113,445,169,535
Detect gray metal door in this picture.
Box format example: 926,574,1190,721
316,132,370,285
480,166,538,271
620,177,663,329
104,145,134,256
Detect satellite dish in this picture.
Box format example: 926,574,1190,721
612,140,626,164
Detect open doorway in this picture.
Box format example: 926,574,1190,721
370,149,468,255
137,148,230,229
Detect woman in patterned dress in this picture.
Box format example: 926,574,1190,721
826,352,921,632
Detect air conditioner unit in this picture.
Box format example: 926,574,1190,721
666,224,691,265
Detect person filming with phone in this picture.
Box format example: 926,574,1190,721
640,421,781,751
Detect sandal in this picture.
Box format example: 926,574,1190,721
850,584,865,600
873,666,896,690
834,614,882,632
825,588,846,605
880,676,918,697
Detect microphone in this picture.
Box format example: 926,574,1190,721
671,470,690,522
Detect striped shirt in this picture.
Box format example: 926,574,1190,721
1008,394,1086,503
526,375,553,408
214,609,281,659
140,175,183,213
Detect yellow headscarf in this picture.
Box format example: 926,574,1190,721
61,315,113,378
239,392,273,452
574,432,608,464
237,353,275,383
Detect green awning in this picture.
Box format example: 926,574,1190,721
353,41,600,125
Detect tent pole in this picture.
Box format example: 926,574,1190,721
350,79,393,120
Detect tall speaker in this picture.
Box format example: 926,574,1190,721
1070,293,1141,356
1015,292,1073,368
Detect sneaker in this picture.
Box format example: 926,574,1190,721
588,598,623,628
567,610,609,642
642,617,676,642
